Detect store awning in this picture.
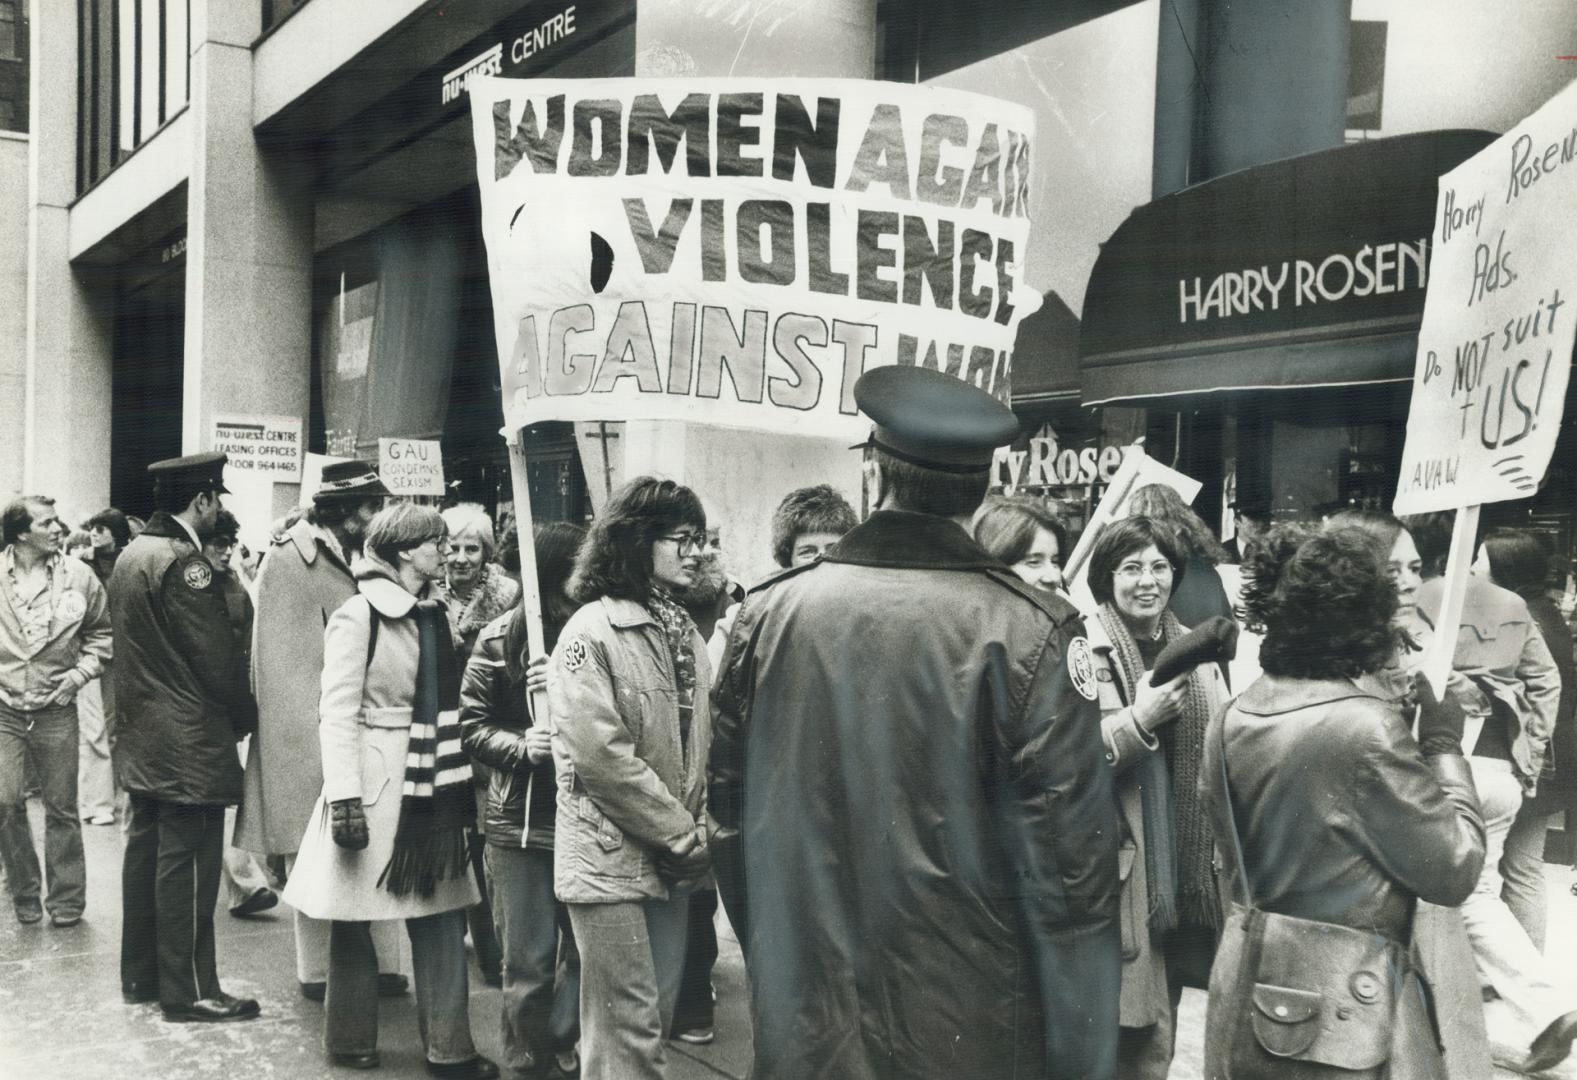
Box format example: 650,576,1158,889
1011,290,1081,406
1078,130,1495,406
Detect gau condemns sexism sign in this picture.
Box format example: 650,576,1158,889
469,77,1039,439
1394,78,1577,513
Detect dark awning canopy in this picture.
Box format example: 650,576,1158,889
1011,290,1081,407
1078,130,1495,406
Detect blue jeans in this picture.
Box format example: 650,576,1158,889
0,702,85,917
487,844,581,1072
568,896,689,1080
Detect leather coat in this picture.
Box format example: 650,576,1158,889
459,608,558,850
1202,675,1485,938
107,512,256,805
711,511,1121,1080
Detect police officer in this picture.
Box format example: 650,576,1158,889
109,453,260,1023
710,366,1123,1079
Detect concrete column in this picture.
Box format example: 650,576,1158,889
24,7,114,515
184,1,313,518
1154,0,1351,195
619,0,878,582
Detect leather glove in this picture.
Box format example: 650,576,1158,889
331,798,369,850
657,828,711,883
1412,671,1466,756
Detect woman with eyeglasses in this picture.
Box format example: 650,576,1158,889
547,476,714,1080
283,502,497,1077
1083,516,1228,1079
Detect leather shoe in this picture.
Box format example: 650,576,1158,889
48,911,82,928
14,899,42,924
378,973,409,997
228,887,278,918
300,980,327,1002
1524,1010,1577,1073
328,1051,381,1070
424,1055,499,1079
162,997,261,1023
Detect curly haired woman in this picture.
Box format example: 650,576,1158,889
1201,524,1485,1079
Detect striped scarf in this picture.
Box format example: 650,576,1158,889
378,598,474,898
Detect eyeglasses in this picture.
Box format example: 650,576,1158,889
658,532,708,555
1113,560,1175,583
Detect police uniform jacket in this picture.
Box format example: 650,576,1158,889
710,509,1122,1080
107,512,255,805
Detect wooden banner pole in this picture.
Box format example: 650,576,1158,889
506,436,549,846
1420,503,1481,714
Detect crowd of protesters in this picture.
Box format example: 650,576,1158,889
4,366,1577,1078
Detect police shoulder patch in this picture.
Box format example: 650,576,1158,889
562,637,589,671
182,559,213,591
1067,635,1098,701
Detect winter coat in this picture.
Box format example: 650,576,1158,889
107,512,255,805
547,596,711,905
460,608,558,850
1418,575,1560,794
236,519,357,855
710,510,1122,1080
1200,675,1486,1080
282,563,479,922
1085,611,1229,1029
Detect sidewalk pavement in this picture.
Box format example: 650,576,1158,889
0,800,752,1080
3,798,1576,1078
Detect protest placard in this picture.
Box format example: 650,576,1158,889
468,77,1040,440
1392,77,1577,699
378,438,446,497
1393,79,1577,514
211,414,303,483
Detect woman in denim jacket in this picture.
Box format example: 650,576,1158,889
546,477,713,1080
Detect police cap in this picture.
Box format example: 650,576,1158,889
852,366,1020,473
147,452,230,496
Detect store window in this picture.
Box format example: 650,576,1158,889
78,0,189,192
0,0,27,132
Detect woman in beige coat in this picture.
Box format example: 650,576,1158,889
284,503,497,1079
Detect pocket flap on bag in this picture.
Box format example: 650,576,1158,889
1250,984,1323,1058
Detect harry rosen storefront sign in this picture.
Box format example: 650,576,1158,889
468,77,1040,440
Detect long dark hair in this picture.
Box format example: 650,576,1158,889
505,522,587,680
1481,528,1551,601
569,476,706,603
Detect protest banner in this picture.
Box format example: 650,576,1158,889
1392,77,1577,696
469,77,1040,440
1062,443,1202,615
378,438,447,497
211,414,303,483
468,76,1042,699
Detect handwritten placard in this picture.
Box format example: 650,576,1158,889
1394,78,1577,514
378,438,446,497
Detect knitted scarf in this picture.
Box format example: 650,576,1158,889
378,598,474,898
1096,604,1220,931
648,585,697,746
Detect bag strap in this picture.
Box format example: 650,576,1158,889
1214,702,1260,914
365,600,381,671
